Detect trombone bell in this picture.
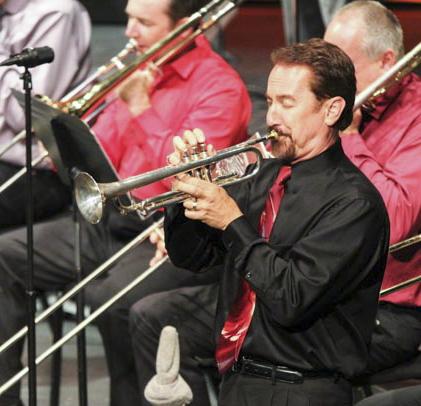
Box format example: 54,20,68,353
75,172,105,224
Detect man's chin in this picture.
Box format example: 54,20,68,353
271,140,295,162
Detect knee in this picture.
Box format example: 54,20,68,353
129,293,166,342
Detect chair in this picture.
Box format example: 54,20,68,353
194,357,220,406
39,293,65,406
353,352,421,399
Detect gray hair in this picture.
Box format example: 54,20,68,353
335,1,404,59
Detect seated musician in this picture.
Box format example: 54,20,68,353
0,0,91,229
162,38,389,405
324,0,421,376
0,0,251,405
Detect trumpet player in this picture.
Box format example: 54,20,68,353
0,0,91,229
162,38,389,405
0,0,251,405
325,0,421,379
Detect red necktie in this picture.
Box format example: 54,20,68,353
215,166,291,374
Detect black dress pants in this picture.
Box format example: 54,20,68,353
0,208,217,406
365,302,421,374
219,372,353,406
354,385,421,406
0,160,70,230
129,283,218,406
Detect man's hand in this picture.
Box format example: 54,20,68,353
167,128,215,166
341,108,362,136
149,227,167,267
116,68,155,116
174,175,243,230
168,128,242,230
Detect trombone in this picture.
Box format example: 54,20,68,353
354,41,421,110
0,0,241,194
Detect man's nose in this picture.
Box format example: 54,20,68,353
125,19,138,40
266,104,280,127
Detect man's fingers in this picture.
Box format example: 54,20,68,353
173,176,210,198
183,129,198,147
157,240,166,253
173,136,187,154
192,128,205,143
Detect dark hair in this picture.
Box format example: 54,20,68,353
271,38,356,131
168,0,209,22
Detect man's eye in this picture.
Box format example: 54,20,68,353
282,101,294,108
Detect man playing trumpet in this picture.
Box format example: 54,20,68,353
163,38,389,405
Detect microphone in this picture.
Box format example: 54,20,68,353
0,47,54,68
144,326,193,406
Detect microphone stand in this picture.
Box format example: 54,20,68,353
22,66,37,406
71,170,88,406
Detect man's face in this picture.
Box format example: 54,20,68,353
266,64,336,163
324,16,384,93
125,0,175,53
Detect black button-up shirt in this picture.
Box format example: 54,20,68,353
165,140,389,378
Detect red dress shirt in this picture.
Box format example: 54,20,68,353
342,73,421,306
93,35,251,200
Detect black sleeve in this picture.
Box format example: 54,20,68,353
164,204,226,272
221,197,389,327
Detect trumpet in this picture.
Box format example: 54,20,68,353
75,131,278,224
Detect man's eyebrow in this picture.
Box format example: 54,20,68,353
276,95,295,101
265,94,296,101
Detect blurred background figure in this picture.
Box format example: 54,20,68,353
0,0,91,229
280,0,351,44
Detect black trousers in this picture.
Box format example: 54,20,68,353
365,302,421,374
219,371,353,406
129,283,218,406
0,160,70,230
354,385,421,406
0,210,216,406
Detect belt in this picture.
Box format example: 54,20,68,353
232,356,339,385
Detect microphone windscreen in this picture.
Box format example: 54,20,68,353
144,325,193,405
156,326,180,385
36,46,55,64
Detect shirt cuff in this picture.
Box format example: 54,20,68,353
222,215,265,276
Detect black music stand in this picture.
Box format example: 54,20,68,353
13,92,121,406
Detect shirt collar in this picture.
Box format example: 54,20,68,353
290,140,344,178
4,0,28,14
165,35,212,80
364,73,412,121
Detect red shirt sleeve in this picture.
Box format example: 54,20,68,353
342,116,421,244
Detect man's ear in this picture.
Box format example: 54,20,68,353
324,97,346,127
380,48,397,70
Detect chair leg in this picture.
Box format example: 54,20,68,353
202,369,219,406
49,305,64,406
362,384,374,398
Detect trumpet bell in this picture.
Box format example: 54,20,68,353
75,172,104,224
